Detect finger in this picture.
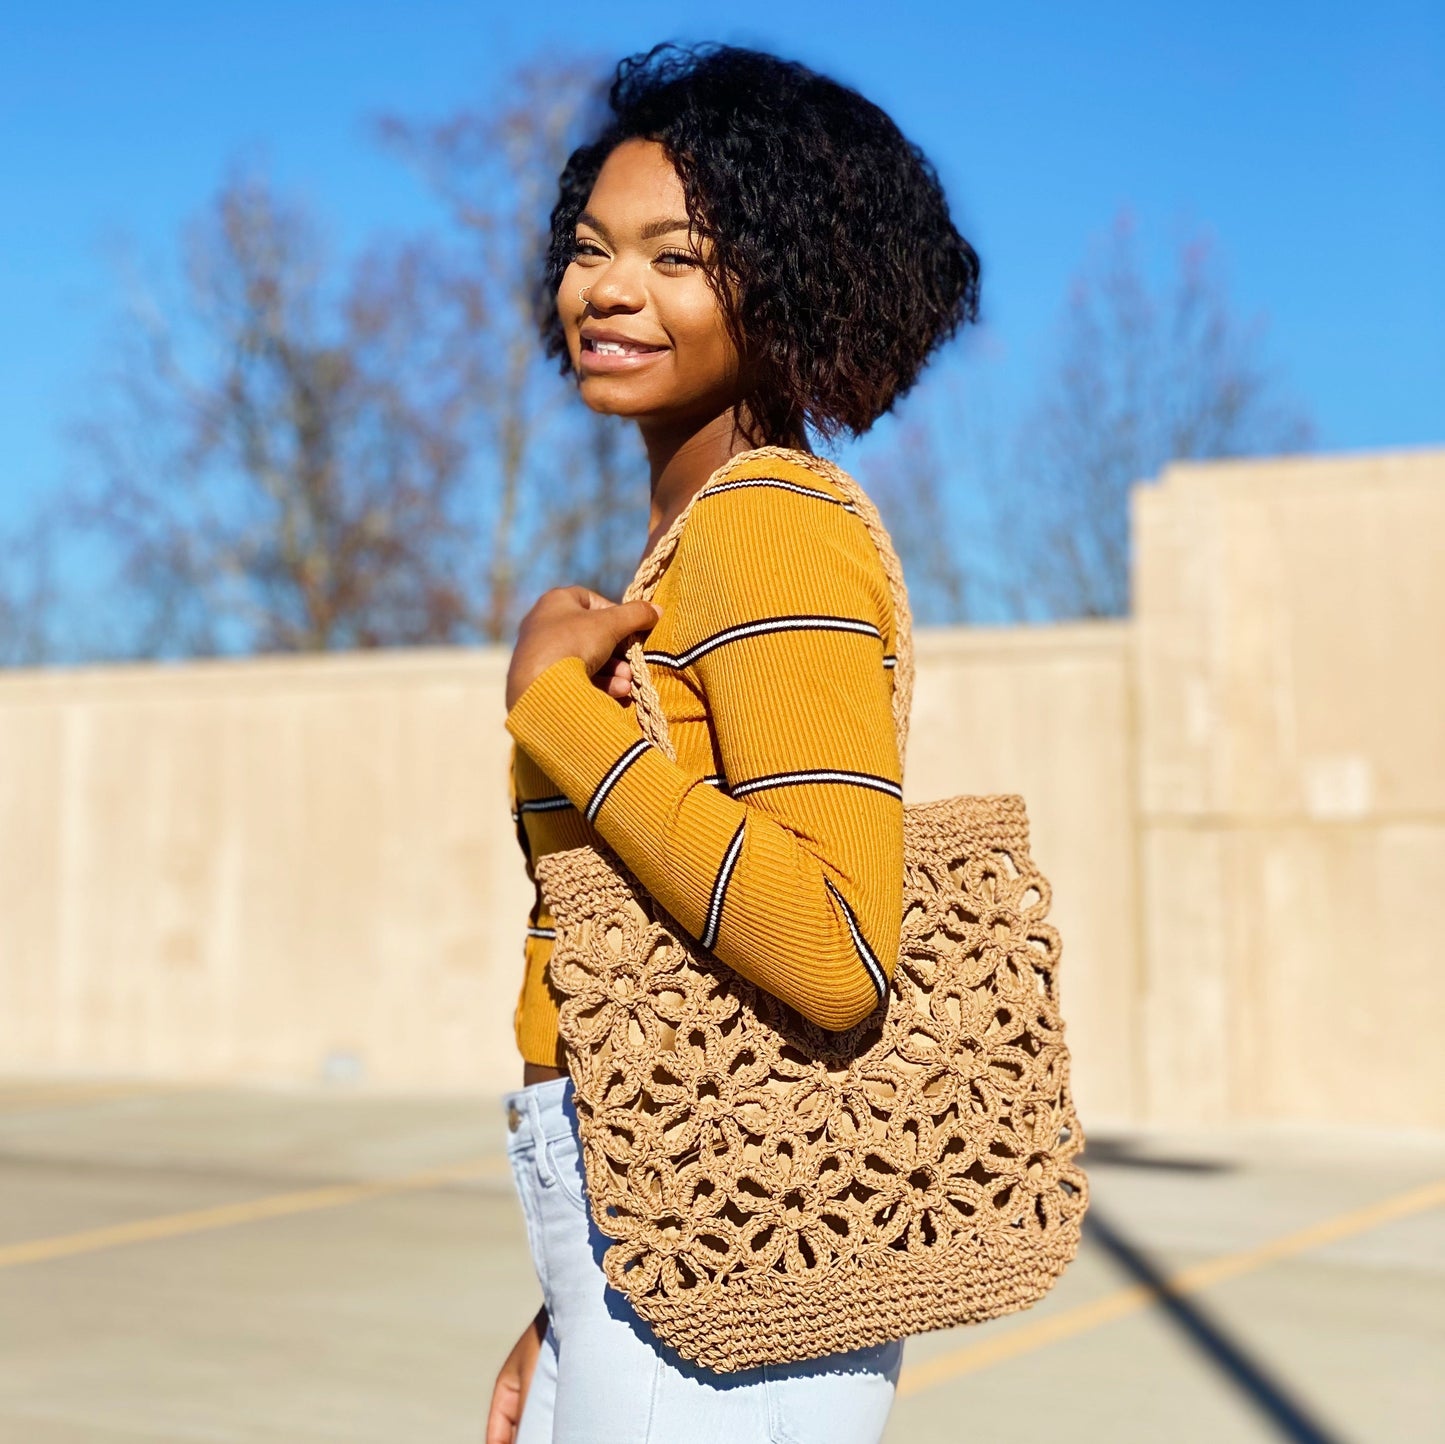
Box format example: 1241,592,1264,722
486,1381,520,1444
574,588,617,610
589,658,632,698
590,661,632,698
552,585,611,612
598,599,661,644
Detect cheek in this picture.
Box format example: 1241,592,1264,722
667,284,739,385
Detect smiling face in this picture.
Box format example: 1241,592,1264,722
558,139,744,431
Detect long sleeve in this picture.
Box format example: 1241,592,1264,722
504,471,903,1032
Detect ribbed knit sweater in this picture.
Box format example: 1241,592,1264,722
503,451,903,1068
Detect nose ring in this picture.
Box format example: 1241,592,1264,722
579,286,592,305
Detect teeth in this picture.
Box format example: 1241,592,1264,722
588,339,658,356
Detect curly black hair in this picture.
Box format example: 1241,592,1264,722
540,43,980,443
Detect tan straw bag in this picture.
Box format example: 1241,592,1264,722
531,446,1088,1372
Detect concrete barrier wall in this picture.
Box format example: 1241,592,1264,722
0,631,1136,1114
1134,448,1445,1129
2,448,1440,1126
0,654,528,1092
907,624,1137,1125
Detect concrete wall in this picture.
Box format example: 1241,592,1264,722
0,653,528,1092
2,448,1441,1126
1134,448,1445,1129
907,624,1137,1125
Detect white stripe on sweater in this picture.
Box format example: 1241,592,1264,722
701,819,746,950
644,614,881,670
585,739,651,823
728,769,903,801
824,877,889,1008
695,475,859,512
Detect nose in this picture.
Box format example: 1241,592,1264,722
583,258,646,314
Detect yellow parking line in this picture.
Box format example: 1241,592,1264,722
0,1155,512,1270
898,1175,1445,1397
6,1143,1440,1393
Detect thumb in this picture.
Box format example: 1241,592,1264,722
601,599,661,642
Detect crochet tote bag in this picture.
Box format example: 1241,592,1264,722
532,446,1088,1373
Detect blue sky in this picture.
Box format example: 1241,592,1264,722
2,0,1442,533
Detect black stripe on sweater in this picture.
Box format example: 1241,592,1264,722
728,769,903,802
701,819,746,950
585,739,650,823
696,475,859,512
516,793,574,815
643,614,881,670
823,877,890,1008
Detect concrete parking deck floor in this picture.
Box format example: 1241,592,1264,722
0,1079,1440,1443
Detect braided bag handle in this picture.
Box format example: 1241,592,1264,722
615,445,916,769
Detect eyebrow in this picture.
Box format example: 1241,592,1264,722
576,211,693,243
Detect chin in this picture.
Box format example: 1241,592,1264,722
576,378,664,419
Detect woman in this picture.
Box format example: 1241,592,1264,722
491,42,978,1444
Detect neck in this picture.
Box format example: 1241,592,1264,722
638,408,809,555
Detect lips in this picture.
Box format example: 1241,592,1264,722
578,330,669,374
580,333,668,356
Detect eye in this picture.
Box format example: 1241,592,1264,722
655,249,699,271
572,238,607,259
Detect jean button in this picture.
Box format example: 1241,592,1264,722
507,1101,523,1132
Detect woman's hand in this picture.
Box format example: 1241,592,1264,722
506,586,660,712
590,653,635,701
486,1304,548,1444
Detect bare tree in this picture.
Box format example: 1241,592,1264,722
861,211,1314,625
65,56,641,661
860,418,971,625
71,169,488,656
377,57,647,639
1000,211,1314,618
0,517,56,666
547,412,650,598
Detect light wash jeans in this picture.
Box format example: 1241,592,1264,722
502,1073,904,1443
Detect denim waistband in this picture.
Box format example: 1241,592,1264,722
502,1072,573,1149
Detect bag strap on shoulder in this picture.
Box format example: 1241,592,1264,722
618,445,916,770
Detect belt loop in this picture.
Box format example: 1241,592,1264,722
525,1087,555,1187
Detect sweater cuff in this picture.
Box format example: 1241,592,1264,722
504,654,647,811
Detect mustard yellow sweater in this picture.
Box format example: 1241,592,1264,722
504,451,903,1068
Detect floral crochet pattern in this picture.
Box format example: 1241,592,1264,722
533,449,1087,1371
